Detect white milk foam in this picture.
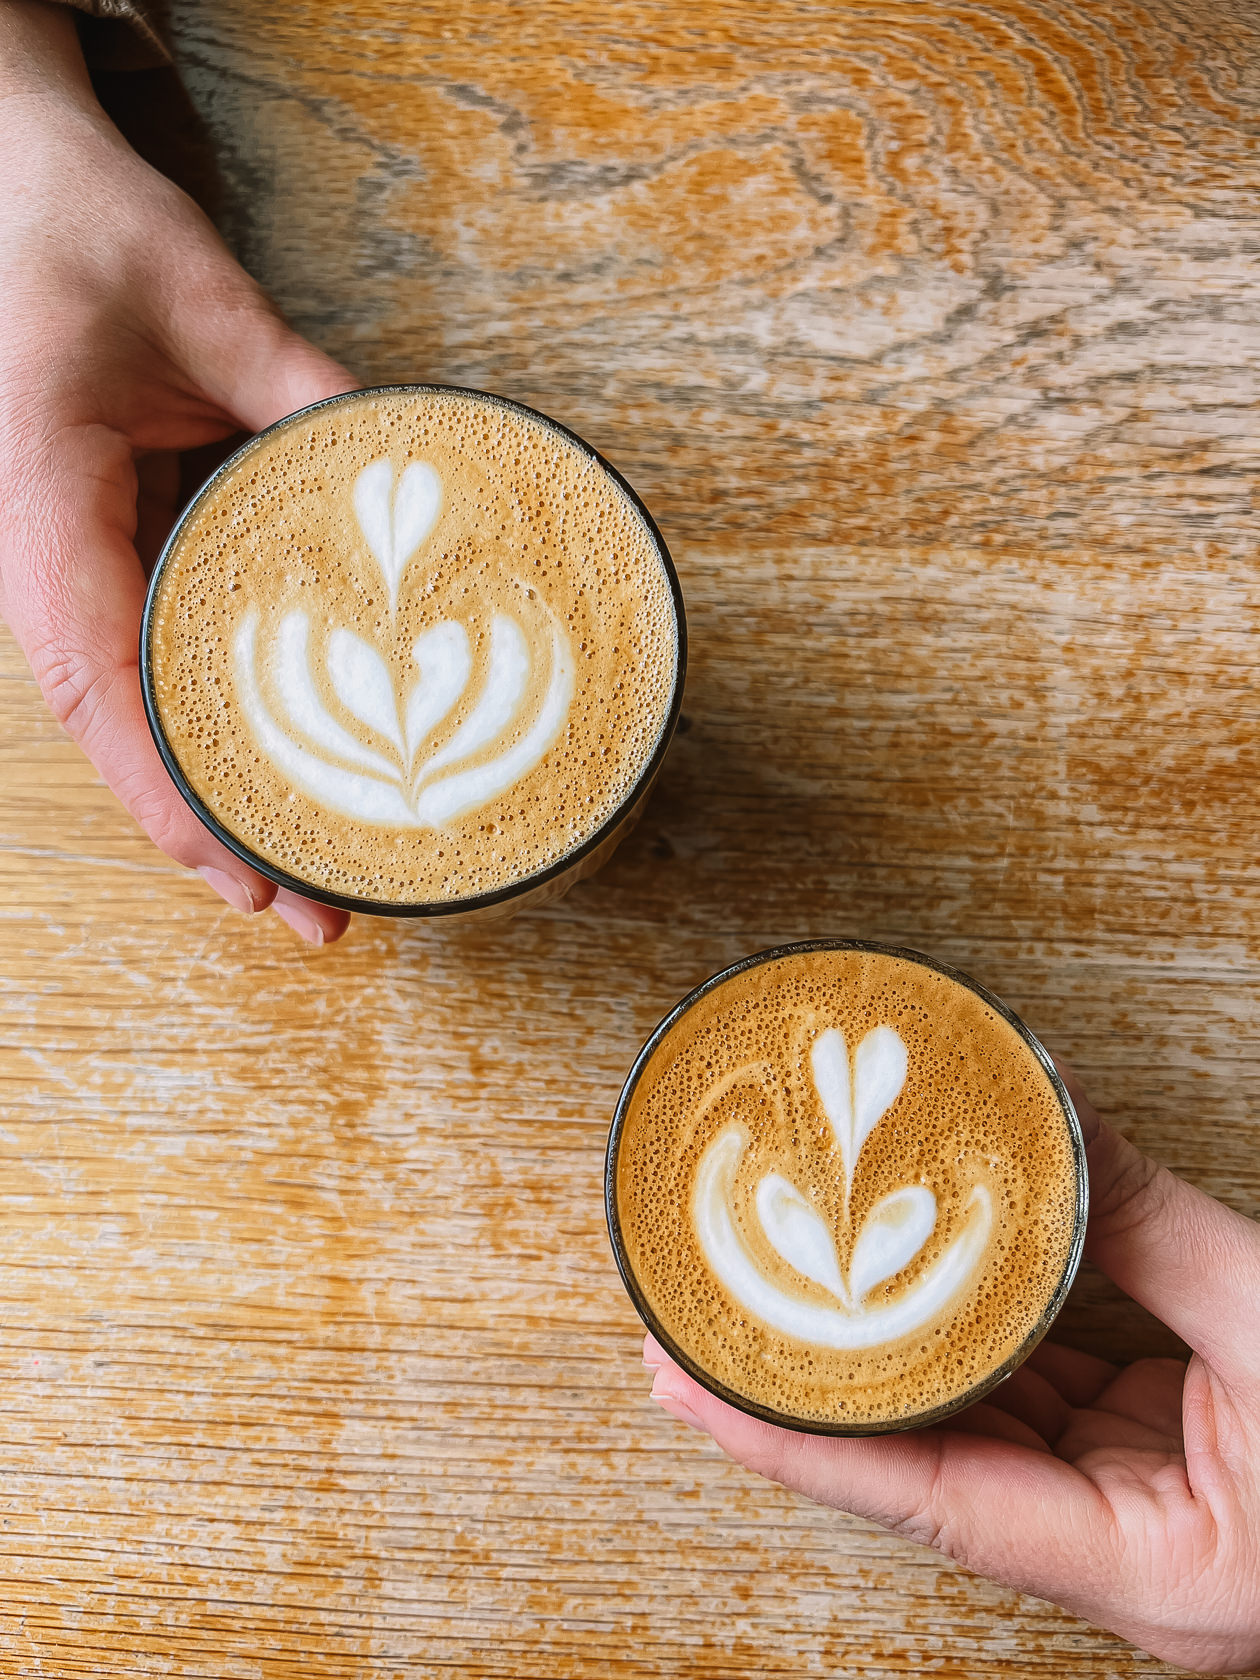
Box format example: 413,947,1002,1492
149,390,678,904
615,949,1079,1427
692,1025,995,1349
232,463,577,829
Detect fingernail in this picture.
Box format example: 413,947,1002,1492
197,866,261,913
651,1387,709,1434
272,901,326,945
643,1350,665,1372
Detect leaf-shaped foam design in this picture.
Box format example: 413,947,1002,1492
272,611,398,778
848,1185,937,1303
235,605,574,828
406,622,471,763
416,622,574,827
352,458,442,614
233,609,420,826
754,1172,848,1305
234,423,578,837
327,628,404,755
420,615,530,780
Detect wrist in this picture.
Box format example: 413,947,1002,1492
0,1,105,125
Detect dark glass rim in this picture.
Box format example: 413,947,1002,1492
140,383,687,917
605,939,1090,1437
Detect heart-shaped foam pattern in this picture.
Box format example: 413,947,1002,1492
811,1024,909,1196
353,458,443,615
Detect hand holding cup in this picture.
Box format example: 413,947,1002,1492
645,1064,1260,1673
0,0,357,940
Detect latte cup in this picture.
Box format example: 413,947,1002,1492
606,941,1088,1436
141,385,685,920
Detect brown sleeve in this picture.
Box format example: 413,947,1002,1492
48,0,170,69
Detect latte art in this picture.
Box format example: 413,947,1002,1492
232,456,576,828
145,387,681,908
610,945,1084,1431
353,457,442,616
694,1026,995,1350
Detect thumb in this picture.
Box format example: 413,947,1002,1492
1057,1061,1260,1385
1,424,279,914
169,273,360,435
642,1335,1114,1611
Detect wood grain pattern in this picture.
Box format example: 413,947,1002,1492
3,0,1260,1672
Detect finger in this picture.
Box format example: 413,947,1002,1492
1024,1340,1119,1407
977,1365,1070,1447
172,280,359,435
1056,1062,1260,1384
946,1398,1053,1452
272,890,351,946
1055,1409,1184,1460
647,1354,1115,1608
1,423,276,914
1092,1359,1187,1442
173,299,357,928
168,290,360,938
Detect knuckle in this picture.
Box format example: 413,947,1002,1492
738,1436,793,1488
1094,1147,1164,1236
119,768,204,869
896,1508,948,1552
897,1449,950,1553
32,641,119,740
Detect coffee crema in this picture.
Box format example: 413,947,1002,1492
145,387,681,909
610,945,1084,1431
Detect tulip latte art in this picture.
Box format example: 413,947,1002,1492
613,948,1081,1428
147,389,678,905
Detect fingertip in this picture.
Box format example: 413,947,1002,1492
650,1387,711,1434
280,351,360,421
179,282,361,436
238,330,360,434
643,1333,669,1370
272,893,352,946
197,864,273,915
648,1361,739,1441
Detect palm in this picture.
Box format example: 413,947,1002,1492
905,1340,1260,1664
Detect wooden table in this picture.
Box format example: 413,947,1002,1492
2,0,1258,1672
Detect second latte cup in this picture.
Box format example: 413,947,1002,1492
607,941,1088,1436
142,384,686,921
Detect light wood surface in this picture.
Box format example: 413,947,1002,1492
3,0,1259,1672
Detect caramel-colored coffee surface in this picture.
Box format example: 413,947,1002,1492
149,389,677,904
617,950,1078,1427
4,0,1259,1675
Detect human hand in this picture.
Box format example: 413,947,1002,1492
0,0,357,942
645,1064,1260,1672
